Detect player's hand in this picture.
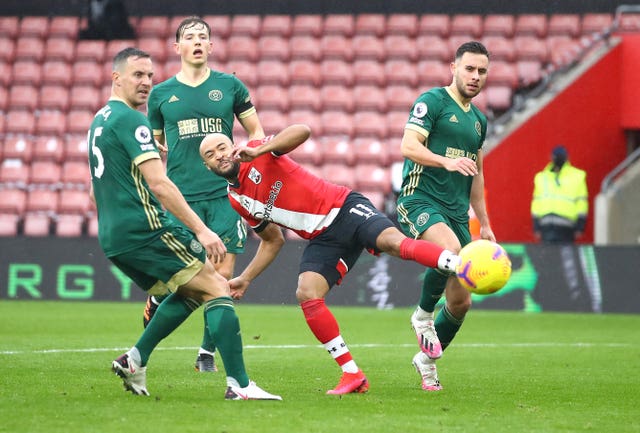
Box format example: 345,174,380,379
444,157,478,176
232,145,261,162
480,225,496,243
228,277,250,300
156,141,168,159
195,228,227,264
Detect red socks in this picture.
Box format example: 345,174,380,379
400,238,444,268
301,299,353,367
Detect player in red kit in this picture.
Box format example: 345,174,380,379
199,124,461,395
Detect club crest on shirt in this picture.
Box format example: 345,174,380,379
209,90,223,101
135,125,152,143
412,102,428,118
248,167,262,184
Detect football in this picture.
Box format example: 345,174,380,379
456,240,512,295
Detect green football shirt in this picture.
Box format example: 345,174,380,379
88,99,173,256
398,87,487,223
147,69,255,201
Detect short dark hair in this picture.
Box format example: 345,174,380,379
113,47,151,71
175,16,211,42
455,41,490,61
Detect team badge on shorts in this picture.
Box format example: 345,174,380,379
209,90,223,101
417,212,430,226
190,239,203,254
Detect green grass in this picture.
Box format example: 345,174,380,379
1,301,638,433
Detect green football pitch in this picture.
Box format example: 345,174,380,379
0,301,638,433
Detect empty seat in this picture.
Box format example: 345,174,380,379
73,61,107,87
516,60,544,87
387,14,418,37
11,60,42,86
359,190,385,210
224,60,257,87
320,85,354,113
386,110,410,140
4,110,36,135
36,110,67,135
66,110,96,134
26,189,59,213
547,36,581,67
321,111,354,137
0,213,21,236
87,214,99,237
0,16,19,39
44,37,75,62
352,137,389,166
255,85,289,111
230,15,262,38
75,40,107,63
288,134,323,165
49,16,80,39
352,60,386,86
482,35,516,62
416,60,450,87
256,60,290,86
15,37,45,62
515,14,548,37
0,37,15,63
354,164,391,194
384,35,418,62
548,14,581,37
39,85,70,111
2,137,33,162
29,161,62,187
416,35,451,62
9,85,39,110
355,14,386,37
70,85,101,111
41,61,73,87
472,90,488,113
321,163,356,189
288,109,323,136
322,137,356,166
514,36,549,62
483,15,515,37
385,86,418,112
55,214,85,237
351,35,385,61
258,35,291,61
202,15,231,39
261,15,293,37
485,85,513,112
289,35,322,62
0,86,6,112
352,85,387,112
292,15,323,37
0,159,30,187
448,35,477,57
58,189,92,214
450,14,483,38
64,135,89,161
225,36,259,62
289,60,321,86
487,61,518,89
137,16,170,38
323,15,355,37
320,60,354,86
106,39,137,60
353,112,388,139
288,85,321,112
23,213,51,237
61,161,90,187
138,37,169,63
384,60,418,87
581,14,613,36
32,136,64,162
256,110,288,135
418,14,451,38
19,16,49,38
320,34,354,61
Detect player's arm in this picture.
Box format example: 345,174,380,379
400,128,477,176
233,124,311,162
228,223,285,300
469,150,496,242
137,157,227,262
238,112,265,140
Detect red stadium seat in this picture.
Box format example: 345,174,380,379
547,36,581,68
320,85,354,113
418,14,451,38
87,214,99,237
352,85,388,113
137,16,170,39
23,213,51,237
513,36,549,62
261,15,293,37
66,110,96,134
288,85,321,112
73,61,107,88
292,15,323,37
61,161,90,187
26,189,59,213
516,60,544,87
64,135,89,161
322,137,356,166
0,61,11,88
0,37,15,63
138,37,169,63
19,16,49,38
255,85,290,112
9,85,39,111
75,40,107,63
29,161,62,187
515,14,548,37
352,137,389,166
581,14,613,36
32,136,64,162
288,134,323,165
106,39,137,60
320,111,354,137
49,16,80,39
351,35,385,61
58,189,92,214
384,35,418,62
289,36,322,62
548,14,581,38
321,163,356,189
288,109,323,136
41,61,73,87
0,86,6,112
355,164,391,194
225,36,259,62
385,86,417,113
354,14,386,37
450,14,483,38
70,85,102,111
487,61,518,89
320,60,354,86
485,85,513,112
256,60,290,86
0,213,21,236
224,60,257,87
36,110,67,135
416,35,450,62
353,60,386,86
386,111,410,141
44,37,76,63
472,90,488,113
230,15,262,38
258,35,291,61
289,60,321,87
483,15,515,37
55,214,85,237
359,189,385,210
4,110,36,135
353,112,388,139
256,110,288,135
0,159,30,187
38,84,69,111
416,60,450,87
482,35,516,62
387,14,418,37
384,60,418,87
448,35,477,58
323,15,355,37
2,137,33,162
202,15,231,39
320,34,354,61
11,60,42,86
0,16,19,39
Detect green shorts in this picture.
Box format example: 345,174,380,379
108,225,206,296
397,202,472,247
172,197,247,255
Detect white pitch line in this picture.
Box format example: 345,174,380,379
0,342,633,356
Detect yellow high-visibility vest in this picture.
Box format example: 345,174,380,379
531,162,588,224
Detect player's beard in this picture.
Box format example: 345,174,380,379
211,159,240,181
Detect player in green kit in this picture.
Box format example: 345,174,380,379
396,41,496,391
90,47,280,400
146,16,265,372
